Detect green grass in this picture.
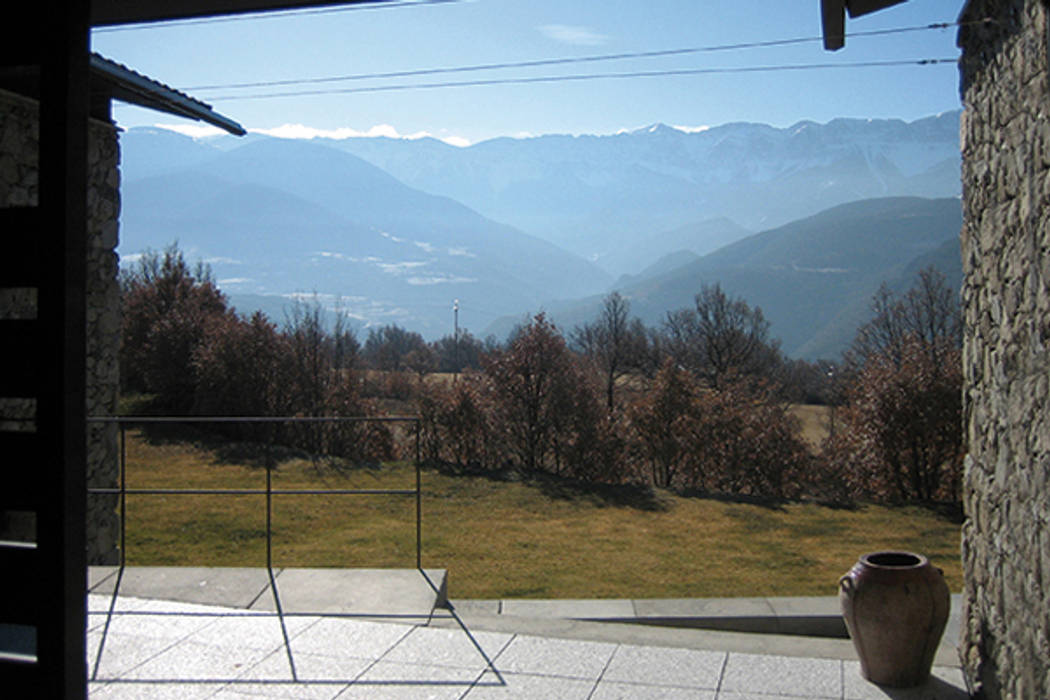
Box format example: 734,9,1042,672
119,427,963,599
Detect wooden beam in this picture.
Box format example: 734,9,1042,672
822,0,846,50
91,0,391,27
34,0,90,696
846,0,907,19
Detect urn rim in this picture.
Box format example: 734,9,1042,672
859,550,928,570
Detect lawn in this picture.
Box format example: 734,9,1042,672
116,426,962,599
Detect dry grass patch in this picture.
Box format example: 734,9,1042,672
789,404,832,452
119,428,961,599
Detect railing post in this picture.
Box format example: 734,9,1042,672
119,423,126,568
266,452,272,572
415,418,422,570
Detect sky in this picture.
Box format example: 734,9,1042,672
91,0,967,145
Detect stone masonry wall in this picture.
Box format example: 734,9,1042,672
957,1,1050,697
0,87,121,564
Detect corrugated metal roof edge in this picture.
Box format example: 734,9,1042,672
90,53,246,136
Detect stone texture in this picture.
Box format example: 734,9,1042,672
0,87,121,563
957,2,1050,698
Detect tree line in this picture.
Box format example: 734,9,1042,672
120,244,963,504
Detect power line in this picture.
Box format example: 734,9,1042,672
185,21,965,92
204,58,959,102
92,0,457,33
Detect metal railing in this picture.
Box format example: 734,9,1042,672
86,414,424,570
80,415,506,687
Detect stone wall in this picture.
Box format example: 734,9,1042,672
957,1,1050,697
0,87,121,564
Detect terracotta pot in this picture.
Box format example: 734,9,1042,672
839,551,950,688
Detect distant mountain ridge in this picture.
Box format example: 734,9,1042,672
322,112,961,272
485,196,963,360
119,134,612,337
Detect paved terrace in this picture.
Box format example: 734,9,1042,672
73,567,969,698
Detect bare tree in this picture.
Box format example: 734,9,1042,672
330,301,360,371
663,283,779,388
484,313,579,473
849,267,960,372
362,324,427,371
432,329,486,372
829,267,964,503
571,292,647,410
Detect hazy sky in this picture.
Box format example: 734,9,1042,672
92,0,966,145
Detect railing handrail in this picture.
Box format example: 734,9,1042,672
87,415,419,423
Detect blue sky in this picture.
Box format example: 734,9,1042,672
92,0,966,145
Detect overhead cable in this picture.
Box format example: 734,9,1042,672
204,58,959,102
186,21,967,92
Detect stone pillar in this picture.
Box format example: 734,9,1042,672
957,1,1050,698
86,115,121,565
0,87,121,564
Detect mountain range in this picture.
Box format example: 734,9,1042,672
120,132,612,336
324,112,961,272
117,112,963,358
492,196,962,360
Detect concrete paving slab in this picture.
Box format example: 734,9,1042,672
720,652,842,698
600,643,724,689
287,617,412,660
89,567,273,609
95,605,218,643
224,647,297,684
89,679,228,699
246,647,372,684
90,632,188,680
591,682,716,700
491,635,616,679
121,638,274,682
251,568,446,618
348,660,482,697
226,647,359,697
500,598,635,620
211,683,345,700
180,615,295,653
383,625,512,669
843,661,968,700
463,670,596,699
88,592,150,615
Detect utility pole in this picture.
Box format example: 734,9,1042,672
453,299,460,382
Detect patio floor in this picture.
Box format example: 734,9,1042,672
80,567,969,698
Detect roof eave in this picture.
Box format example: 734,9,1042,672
90,0,390,27
89,54,246,136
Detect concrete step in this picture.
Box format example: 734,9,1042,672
442,595,964,667
483,596,847,637
88,566,448,621
450,594,961,640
